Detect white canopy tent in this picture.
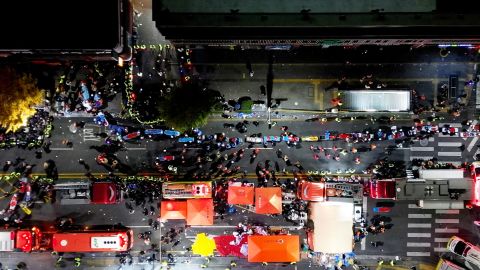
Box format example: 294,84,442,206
309,200,354,254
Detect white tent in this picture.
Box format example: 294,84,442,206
309,200,354,254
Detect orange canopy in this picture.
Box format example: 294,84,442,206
160,200,187,221
228,186,254,205
248,235,300,263
255,187,282,214
187,198,214,225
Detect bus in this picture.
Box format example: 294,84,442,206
162,181,212,199
52,228,134,252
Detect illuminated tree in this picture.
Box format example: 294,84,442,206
0,67,43,132
157,86,219,131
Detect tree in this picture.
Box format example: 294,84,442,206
0,67,43,132
157,86,219,131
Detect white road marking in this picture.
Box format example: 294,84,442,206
435,228,459,233
434,247,448,252
439,123,462,128
437,152,462,157
127,225,152,228
439,133,459,138
435,219,459,224
438,142,462,147
408,233,431,237
435,209,460,214
468,136,479,152
125,147,147,150
50,148,74,151
408,223,432,228
439,161,462,166
361,197,368,251
411,147,435,151
429,137,435,142
410,156,434,160
407,252,430,257
435,238,450,242
407,242,431,247
408,204,420,209
408,214,432,218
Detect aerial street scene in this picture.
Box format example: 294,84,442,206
2,0,480,269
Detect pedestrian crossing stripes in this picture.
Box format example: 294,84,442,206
435,219,459,224
408,223,431,228
407,243,431,247
435,210,459,214
411,147,434,151
406,170,415,179
434,247,448,252
408,233,431,237
407,252,430,257
437,142,463,147
434,238,450,242
435,228,459,233
410,156,434,161
408,214,432,218
437,152,462,157
439,133,459,137
406,203,460,258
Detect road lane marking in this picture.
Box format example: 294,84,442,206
435,228,459,233
407,252,430,257
361,196,368,251
434,247,448,252
408,214,432,218
125,147,147,150
439,161,461,166
435,209,459,214
435,238,450,242
408,204,420,209
50,148,74,151
438,142,462,147
439,123,462,128
410,147,434,151
468,136,479,152
127,225,152,228
408,223,431,228
407,242,431,247
439,133,459,137
410,156,434,160
435,219,459,224
408,233,431,237
429,137,435,142
437,152,462,157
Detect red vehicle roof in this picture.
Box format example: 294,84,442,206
370,180,396,199
15,230,33,252
91,183,118,204
296,181,325,201
52,231,132,252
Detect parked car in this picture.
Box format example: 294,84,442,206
301,136,319,142
178,137,195,143
164,130,181,137
157,155,175,162
246,137,263,144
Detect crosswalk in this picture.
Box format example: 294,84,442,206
406,205,459,257
409,123,473,165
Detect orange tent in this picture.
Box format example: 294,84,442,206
255,187,282,214
248,235,300,263
228,186,254,205
160,200,187,221
187,198,214,225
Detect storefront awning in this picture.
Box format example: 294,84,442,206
248,235,299,262
228,186,254,205
186,198,214,225
255,187,282,214
160,200,187,221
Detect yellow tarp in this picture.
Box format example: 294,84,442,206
191,233,216,257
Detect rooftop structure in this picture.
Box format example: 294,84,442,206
153,0,480,46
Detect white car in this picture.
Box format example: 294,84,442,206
246,137,263,144
447,236,480,265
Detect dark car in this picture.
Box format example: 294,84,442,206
236,122,247,133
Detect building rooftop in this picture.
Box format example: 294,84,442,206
0,0,120,50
